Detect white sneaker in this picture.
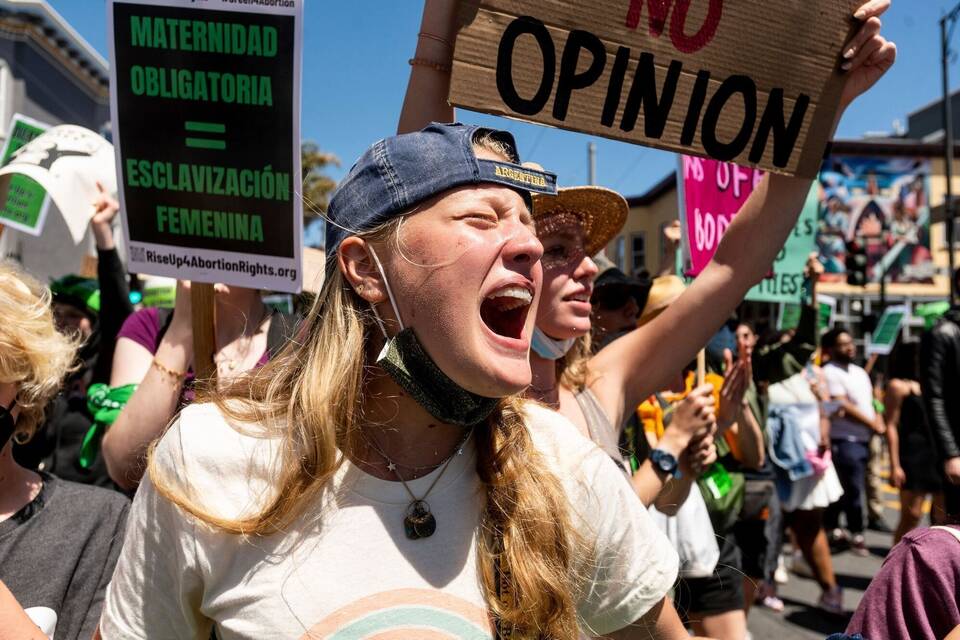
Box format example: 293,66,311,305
774,553,789,584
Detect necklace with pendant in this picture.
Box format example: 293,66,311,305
362,428,473,540
215,307,270,373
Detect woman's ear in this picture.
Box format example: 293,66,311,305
338,237,387,304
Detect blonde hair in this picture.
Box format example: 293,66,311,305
149,140,584,637
557,334,591,392
0,263,80,441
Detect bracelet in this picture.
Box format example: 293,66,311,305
418,31,453,49
151,358,187,383
409,57,452,73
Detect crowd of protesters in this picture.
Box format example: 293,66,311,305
7,1,960,639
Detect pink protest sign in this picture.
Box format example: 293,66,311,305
681,156,765,276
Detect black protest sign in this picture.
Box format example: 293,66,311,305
109,0,303,292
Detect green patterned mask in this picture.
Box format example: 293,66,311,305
376,327,499,428
367,247,498,428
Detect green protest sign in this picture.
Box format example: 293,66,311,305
108,0,303,293
0,114,52,235
777,294,835,334
867,305,908,356
263,293,294,315
141,286,175,309
746,184,818,303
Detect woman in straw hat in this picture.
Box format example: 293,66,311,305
525,187,720,513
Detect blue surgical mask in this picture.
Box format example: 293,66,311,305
530,328,576,360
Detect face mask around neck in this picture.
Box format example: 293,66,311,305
530,327,575,361
366,247,499,428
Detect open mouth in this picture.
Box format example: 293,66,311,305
563,291,592,303
480,285,532,341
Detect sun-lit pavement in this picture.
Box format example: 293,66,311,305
747,476,917,639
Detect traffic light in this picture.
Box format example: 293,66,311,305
845,241,868,287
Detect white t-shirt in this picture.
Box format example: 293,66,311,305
101,401,678,639
823,362,876,442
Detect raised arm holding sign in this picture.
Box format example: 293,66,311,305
102,0,304,490
391,2,894,638
401,0,894,405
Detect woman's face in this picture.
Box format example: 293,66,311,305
535,220,598,340
378,181,543,397
735,324,757,353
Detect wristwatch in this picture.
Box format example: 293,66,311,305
650,448,681,479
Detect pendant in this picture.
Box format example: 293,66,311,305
403,500,436,540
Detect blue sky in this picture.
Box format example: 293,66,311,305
50,1,959,197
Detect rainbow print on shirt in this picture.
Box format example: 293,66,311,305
302,589,493,639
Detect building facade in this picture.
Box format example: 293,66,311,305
0,0,111,279
0,0,108,134
607,139,960,343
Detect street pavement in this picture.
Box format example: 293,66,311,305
746,474,912,639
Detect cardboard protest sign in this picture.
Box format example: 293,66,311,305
0,114,52,236
108,0,303,292
866,305,908,356
0,125,115,244
678,155,817,302
450,0,857,178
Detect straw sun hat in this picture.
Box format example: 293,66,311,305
530,185,629,258
638,275,687,326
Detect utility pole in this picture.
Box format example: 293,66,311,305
942,7,960,305
588,141,596,185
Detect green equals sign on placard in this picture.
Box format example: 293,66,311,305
185,121,226,150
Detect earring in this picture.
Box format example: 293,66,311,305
357,283,365,295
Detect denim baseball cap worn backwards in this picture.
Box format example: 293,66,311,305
325,122,557,270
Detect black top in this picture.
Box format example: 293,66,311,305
921,309,960,462
0,473,129,640
899,390,928,440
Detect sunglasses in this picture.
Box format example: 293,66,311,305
594,286,638,311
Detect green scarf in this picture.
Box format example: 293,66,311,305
82,383,137,469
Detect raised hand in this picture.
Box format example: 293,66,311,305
663,220,681,250
803,252,824,281
91,181,120,227
680,427,718,476
718,347,752,431
839,0,896,111
661,383,717,456
90,181,121,250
